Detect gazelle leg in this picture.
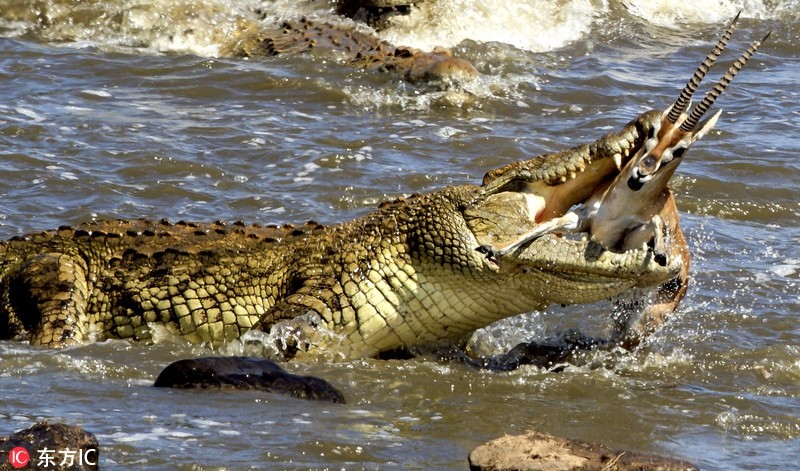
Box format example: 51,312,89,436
611,193,690,349
621,214,667,266
650,215,667,266
489,208,588,257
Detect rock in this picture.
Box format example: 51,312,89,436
336,0,426,28
153,356,346,403
0,421,99,471
468,430,698,471
343,0,424,7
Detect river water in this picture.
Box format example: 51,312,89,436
0,0,798,469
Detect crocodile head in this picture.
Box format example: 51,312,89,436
463,16,769,306
464,109,683,304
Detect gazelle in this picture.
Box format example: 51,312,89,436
489,14,769,265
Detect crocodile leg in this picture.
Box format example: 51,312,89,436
5,252,90,346
251,291,336,358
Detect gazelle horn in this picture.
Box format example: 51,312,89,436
666,12,741,124
681,30,771,132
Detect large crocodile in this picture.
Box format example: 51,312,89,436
1,16,766,361
0,109,686,359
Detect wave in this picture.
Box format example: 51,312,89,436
0,0,788,58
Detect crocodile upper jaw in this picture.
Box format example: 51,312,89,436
464,110,679,295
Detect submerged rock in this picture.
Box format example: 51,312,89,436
154,356,346,404
0,421,99,471
468,430,698,471
336,0,427,28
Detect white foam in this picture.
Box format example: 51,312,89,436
377,0,604,52
772,258,800,276
621,0,768,28
5,0,786,60
80,89,113,98
15,107,46,122
434,126,464,138
103,426,195,443
190,418,227,428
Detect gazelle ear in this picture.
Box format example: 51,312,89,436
690,109,722,143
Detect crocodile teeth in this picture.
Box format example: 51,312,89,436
613,153,623,170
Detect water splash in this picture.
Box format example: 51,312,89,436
620,0,768,28
377,0,606,52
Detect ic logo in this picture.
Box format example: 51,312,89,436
8,446,30,468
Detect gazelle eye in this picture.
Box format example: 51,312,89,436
672,147,687,159
641,155,658,172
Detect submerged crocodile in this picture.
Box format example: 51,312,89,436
221,16,478,87
0,110,685,359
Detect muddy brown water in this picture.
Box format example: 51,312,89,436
0,1,798,469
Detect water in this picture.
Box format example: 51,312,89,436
0,0,798,469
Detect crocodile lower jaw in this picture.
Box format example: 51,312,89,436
513,233,681,287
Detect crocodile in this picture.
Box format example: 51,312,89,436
7,10,774,363
220,16,478,88
0,108,688,359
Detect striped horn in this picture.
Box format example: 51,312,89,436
681,30,771,132
666,12,741,124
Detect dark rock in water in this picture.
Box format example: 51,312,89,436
468,430,698,471
0,421,99,471
153,356,346,404
337,0,425,27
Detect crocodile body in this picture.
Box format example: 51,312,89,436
0,110,688,358
221,17,478,87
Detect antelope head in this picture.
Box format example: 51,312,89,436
627,13,770,195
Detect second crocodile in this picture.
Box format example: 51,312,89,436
221,16,478,88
